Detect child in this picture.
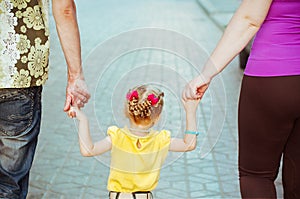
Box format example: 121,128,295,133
70,85,201,199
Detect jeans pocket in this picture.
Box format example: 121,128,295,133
0,89,34,137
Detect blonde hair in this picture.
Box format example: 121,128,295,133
125,85,164,126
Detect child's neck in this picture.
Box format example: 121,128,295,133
128,124,150,137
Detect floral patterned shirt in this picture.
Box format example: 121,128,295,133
0,0,49,88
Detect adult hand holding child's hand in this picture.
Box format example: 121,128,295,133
64,77,90,113
182,75,209,101
68,106,86,120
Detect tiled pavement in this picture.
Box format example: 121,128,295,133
27,0,283,198
196,0,241,29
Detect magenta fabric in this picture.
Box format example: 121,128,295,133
244,0,300,77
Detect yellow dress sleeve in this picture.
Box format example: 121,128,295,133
107,126,119,145
158,130,171,149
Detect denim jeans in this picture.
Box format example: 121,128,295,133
0,86,42,199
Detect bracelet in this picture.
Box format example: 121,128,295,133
185,130,200,136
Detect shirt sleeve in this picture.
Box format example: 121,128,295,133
158,130,171,148
107,126,119,145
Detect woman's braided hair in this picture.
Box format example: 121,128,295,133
126,85,164,125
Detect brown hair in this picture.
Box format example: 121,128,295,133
125,85,164,126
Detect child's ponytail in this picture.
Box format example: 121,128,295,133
125,85,164,126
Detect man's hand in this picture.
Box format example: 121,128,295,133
64,78,90,112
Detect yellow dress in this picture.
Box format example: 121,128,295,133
107,126,171,193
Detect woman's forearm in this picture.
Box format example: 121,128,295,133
201,0,273,81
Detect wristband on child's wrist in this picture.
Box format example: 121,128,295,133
185,130,200,136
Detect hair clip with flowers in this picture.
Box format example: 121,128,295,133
147,94,159,106
126,90,139,101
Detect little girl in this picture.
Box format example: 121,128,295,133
70,85,201,199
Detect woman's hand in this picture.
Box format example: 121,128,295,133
182,75,210,101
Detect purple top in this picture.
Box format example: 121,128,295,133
245,0,300,77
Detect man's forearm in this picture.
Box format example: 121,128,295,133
52,0,83,80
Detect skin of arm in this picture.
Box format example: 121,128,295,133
52,0,90,111
183,0,273,100
71,107,112,157
169,99,200,152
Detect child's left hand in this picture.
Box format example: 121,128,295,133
68,106,77,118
68,106,87,121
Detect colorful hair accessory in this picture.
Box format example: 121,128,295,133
126,90,139,101
147,94,159,105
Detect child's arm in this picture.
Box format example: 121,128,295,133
169,99,200,152
70,107,112,157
